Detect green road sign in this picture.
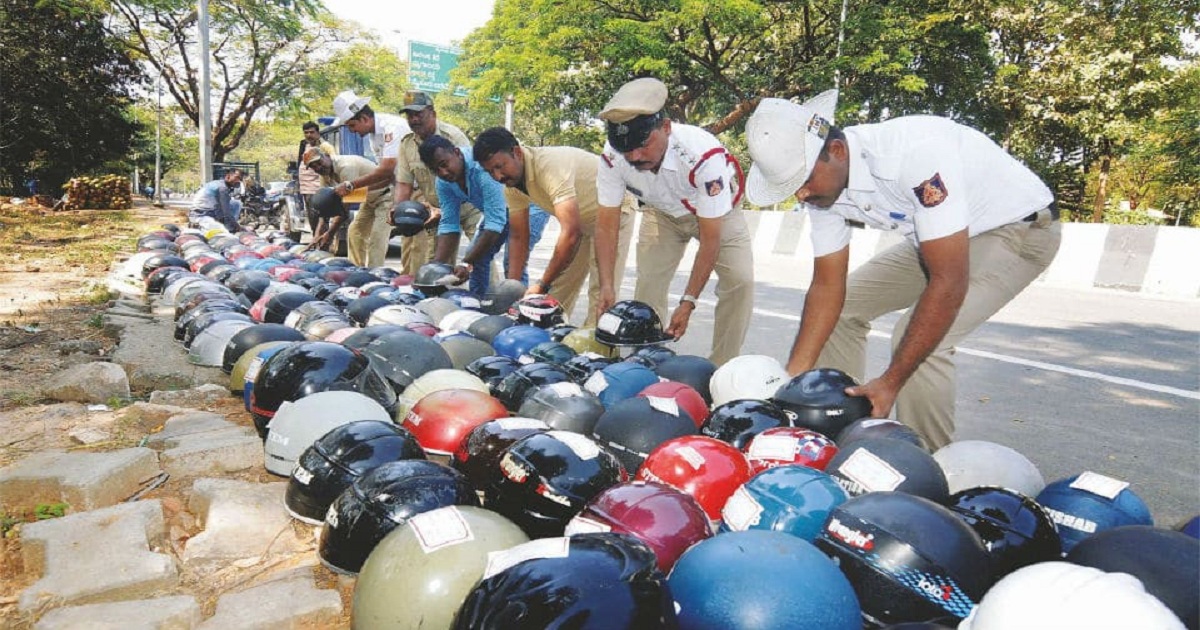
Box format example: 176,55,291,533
408,41,462,94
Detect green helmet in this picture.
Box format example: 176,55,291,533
561,327,620,359
352,505,529,629
394,368,489,423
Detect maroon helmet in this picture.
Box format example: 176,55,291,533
402,389,509,456
743,426,839,474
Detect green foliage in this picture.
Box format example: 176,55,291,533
34,502,70,521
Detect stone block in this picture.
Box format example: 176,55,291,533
42,362,130,404
148,384,227,408
159,431,261,477
110,319,225,393
34,595,201,629
198,567,341,630
182,479,307,572
0,448,161,512
144,412,234,447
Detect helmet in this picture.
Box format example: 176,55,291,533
1181,516,1200,539
402,388,509,456
591,397,697,474
353,506,530,630
638,381,708,427
826,438,949,503
1066,525,1198,628
361,330,453,393
283,300,342,331
744,426,839,474
322,326,359,345
439,309,488,334
815,492,994,625
230,341,294,395
239,342,296,409
438,334,496,370
836,418,924,449
181,309,251,347
339,325,406,351
708,354,790,407
480,279,526,316
311,187,344,217
301,313,353,341
566,481,711,573
325,286,362,310
562,353,617,384
451,417,550,491
636,435,752,521
491,325,550,361
523,341,576,366
284,420,425,524
466,314,516,344
394,368,489,422
770,368,872,437
561,327,620,358
670,531,861,630
346,295,393,326
416,297,460,327
624,344,676,369
1035,472,1154,554
145,267,190,295
225,269,271,296
188,320,255,366
250,341,397,438
142,254,189,280
223,324,307,374
510,294,565,328
585,362,660,409
319,460,478,574
483,431,627,537
263,291,318,325
263,391,392,476
595,300,672,346
493,362,572,411
947,486,1062,578
959,562,1185,630
441,288,483,311
548,324,577,342
358,281,394,296
464,355,521,395
720,465,849,541
367,304,434,328
390,200,431,237
413,262,456,296
701,399,793,449
517,382,605,434
454,533,674,629
654,355,717,405
933,440,1046,497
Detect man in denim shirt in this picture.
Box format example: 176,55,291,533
419,134,549,295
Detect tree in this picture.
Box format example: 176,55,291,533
108,0,344,162
0,0,144,195
287,41,412,121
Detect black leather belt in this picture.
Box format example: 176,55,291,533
1024,201,1059,222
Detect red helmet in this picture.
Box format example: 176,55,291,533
228,250,264,262
189,255,219,273
270,265,304,282
637,381,709,428
402,389,509,456
402,321,441,337
743,427,839,474
509,294,566,329
566,481,712,573
635,435,752,521
249,293,271,322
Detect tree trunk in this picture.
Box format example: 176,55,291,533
1091,142,1111,223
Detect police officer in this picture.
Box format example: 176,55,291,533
330,89,408,264
303,147,393,265
744,90,1062,449
594,77,754,366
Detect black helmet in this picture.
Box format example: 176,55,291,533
591,396,697,474
221,323,306,373
175,301,246,343
319,460,478,575
524,341,576,365
142,254,189,280
518,382,606,434
771,368,872,437
311,187,344,218
225,269,272,294
347,295,393,327
480,279,526,316
625,345,677,369
947,486,1061,578
441,288,483,311
595,300,672,346
309,281,341,301
836,418,925,449
284,299,343,330
249,341,397,438
145,266,190,295
654,355,717,405
438,334,497,370
342,270,381,288
368,266,400,281
548,324,577,342
362,330,453,393
339,325,406,351
493,362,572,412
510,295,566,329
701,399,794,450
238,276,275,308
466,314,517,344
284,420,425,524
814,492,994,626
414,262,455,296
826,438,949,503
482,431,626,537
563,353,618,384
465,355,521,396
451,417,550,492
182,311,253,348
264,291,318,325
453,533,674,629
390,201,431,237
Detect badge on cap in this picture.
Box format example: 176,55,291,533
913,173,948,207
807,114,831,139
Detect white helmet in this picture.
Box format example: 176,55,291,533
188,320,254,366
708,354,790,408
368,305,434,328
933,440,1046,497
263,390,391,476
394,368,489,422
162,274,212,307
416,297,461,327
960,562,1184,630
440,308,489,333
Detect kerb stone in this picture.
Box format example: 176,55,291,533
182,479,307,572
197,567,341,630
34,595,201,629
0,448,161,512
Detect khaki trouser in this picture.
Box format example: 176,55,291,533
347,190,392,268
818,210,1062,450
633,207,754,366
549,204,635,327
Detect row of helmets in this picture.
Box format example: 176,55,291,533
141,225,1197,629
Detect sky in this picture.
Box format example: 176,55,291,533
321,0,496,54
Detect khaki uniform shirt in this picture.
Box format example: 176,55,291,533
397,120,470,207
503,146,604,224
321,155,391,206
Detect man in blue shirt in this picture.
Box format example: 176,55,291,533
189,169,243,232
419,135,550,295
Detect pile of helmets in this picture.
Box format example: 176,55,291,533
143,242,1199,629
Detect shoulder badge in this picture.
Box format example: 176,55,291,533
705,177,724,197
384,133,394,144
912,173,948,207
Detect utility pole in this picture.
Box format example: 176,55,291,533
155,72,163,206
198,0,213,183
504,94,515,130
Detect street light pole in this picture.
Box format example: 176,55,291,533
155,72,163,206
198,0,213,183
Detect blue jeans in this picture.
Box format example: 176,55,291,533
467,205,551,295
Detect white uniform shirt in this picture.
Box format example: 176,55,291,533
808,116,1053,257
597,123,736,219
368,112,411,162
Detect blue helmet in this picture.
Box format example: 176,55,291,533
586,362,660,409
1035,472,1153,554
491,325,550,360
719,465,849,541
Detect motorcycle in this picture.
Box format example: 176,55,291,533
238,185,283,230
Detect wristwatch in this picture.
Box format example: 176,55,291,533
535,279,552,293
456,261,474,273
680,294,698,307
341,180,355,192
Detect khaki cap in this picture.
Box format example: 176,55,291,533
599,77,668,123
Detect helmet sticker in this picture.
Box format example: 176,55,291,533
676,446,706,470
1069,471,1128,500
497,417,549,431
546,381,584,397
837,448,905,493
721,486,764,531
597,312,622,334
405,411,424,426
244,357,266,383
325,504,339,529
484,537,570,579
645,395,681,417
550,430,600,460
584,371,609,395
410,506,475,554
565,515,612,536
292,466,314,486
748,434,799,460
283,310,304,329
